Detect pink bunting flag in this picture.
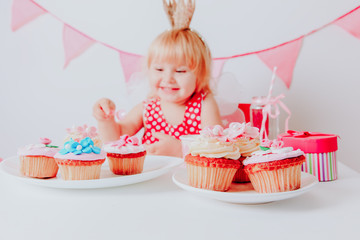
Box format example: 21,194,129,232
63,24,95,68
335,7,360,39
257,37,303,88
11,0,47,31
212,59,227,79
118,51,144,83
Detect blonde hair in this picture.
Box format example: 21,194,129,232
147,28,212,94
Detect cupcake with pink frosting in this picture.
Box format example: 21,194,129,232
185,125,241,192
54,137,106,180
18,138,59,178
224,122,260,183
102,135,146,175
243,139,305,193
64,124,102,147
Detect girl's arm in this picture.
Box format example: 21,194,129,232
117,103,144,136
93,99,144,143
145,132,182,158
201,93,223,127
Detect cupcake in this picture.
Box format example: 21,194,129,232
225,122,260,183
64,124,102,147
102,135,146,175
17,138,59,178
185,125,241,192
243,139,306,193
54,137,106,180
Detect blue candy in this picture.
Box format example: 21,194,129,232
92,146,101,154
58,137,101,155
82,146,92,154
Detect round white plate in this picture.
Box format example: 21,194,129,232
0,155,183,189
172,168,318,204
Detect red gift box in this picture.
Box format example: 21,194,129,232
278,130,338,181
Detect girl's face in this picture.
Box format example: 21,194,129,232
148,61,197,105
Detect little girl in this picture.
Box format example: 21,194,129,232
92,0,222,157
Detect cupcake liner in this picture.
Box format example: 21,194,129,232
184,154,241,168
55,158,105,180
107,155,145,175
57,165,102,180
247,164,303,193
186,163,238,191
232,157,250,183
233,167,250,183
20,156,59,178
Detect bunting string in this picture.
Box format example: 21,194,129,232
11,0,360,88
214,4,360,60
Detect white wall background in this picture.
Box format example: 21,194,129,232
1,0,360,172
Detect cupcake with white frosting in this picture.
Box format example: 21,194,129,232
18,138,59,178
102,135,146,175
224,122,260,183
54,137,105,180
185,125,241,192
243,139,305,193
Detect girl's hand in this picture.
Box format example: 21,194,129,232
145,132,182,158
93,98,116,121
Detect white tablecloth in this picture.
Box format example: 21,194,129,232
0,161,359,240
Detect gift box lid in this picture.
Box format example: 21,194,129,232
278,130,338,153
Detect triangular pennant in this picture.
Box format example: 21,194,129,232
63,24,95,68
212,59,227,80
335,7,360,39
118,51,144,83
11,0,47,31
257,37,303,88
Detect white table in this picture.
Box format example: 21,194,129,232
0,161,359,240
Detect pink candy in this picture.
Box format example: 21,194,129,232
226,122,259,140
66,124,98,138
243,123,260,139
40,137,52,145
227,122,246,139
261,139,284,149
200,125,227,142
200,122,260,142
261,139,272,148
110,135,140,148
271,140,284,149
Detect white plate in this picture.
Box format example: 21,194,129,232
172,168,318,204
0,155,183,189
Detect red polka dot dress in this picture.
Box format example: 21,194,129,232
142,92,206,144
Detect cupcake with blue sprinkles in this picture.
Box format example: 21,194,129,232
54,137,106,180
